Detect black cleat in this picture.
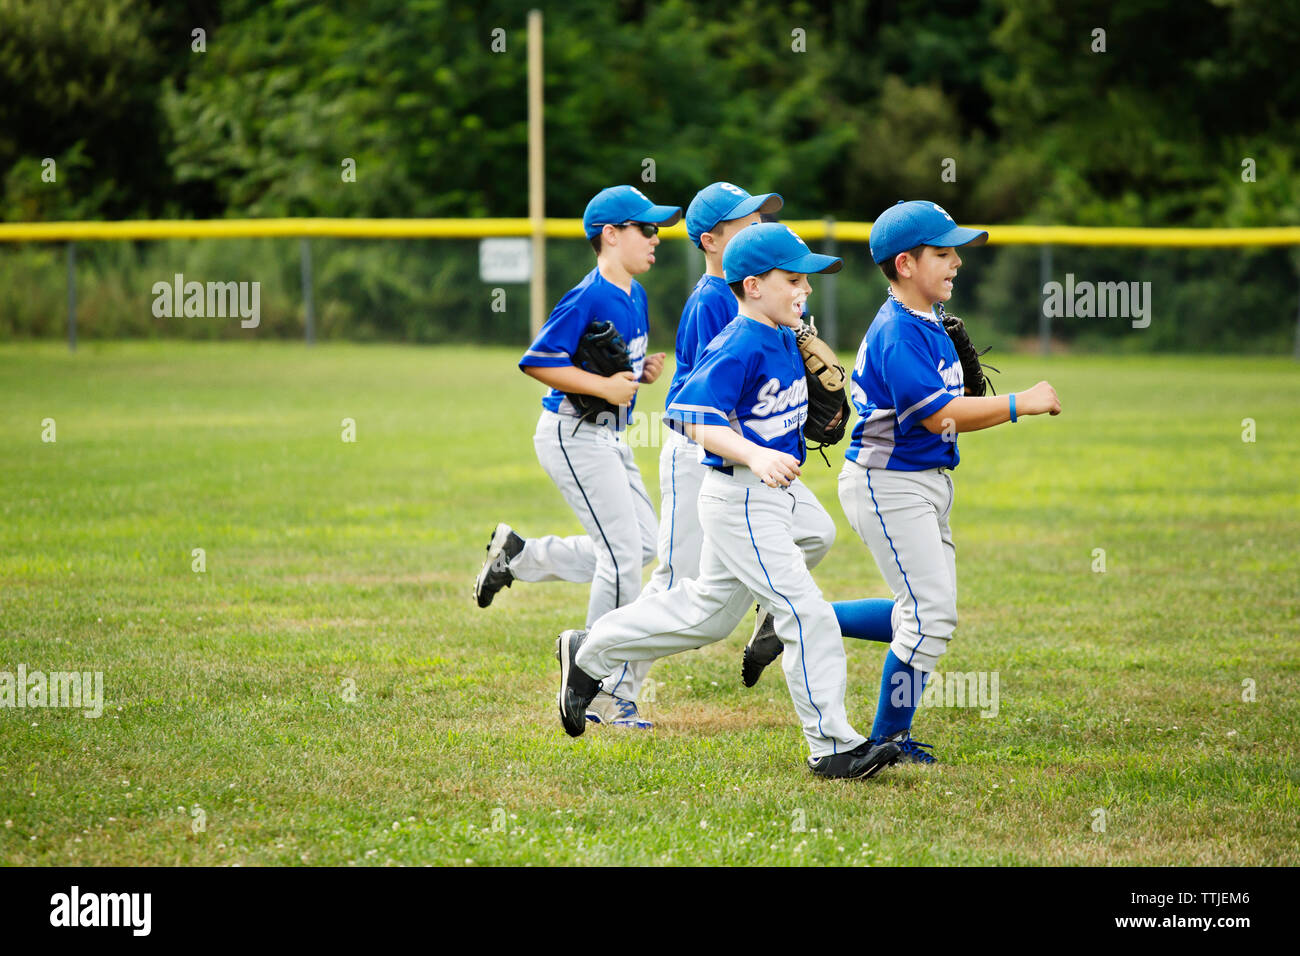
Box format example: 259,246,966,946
557,629,601,737
741,606,783,687
473,523,525,608
807,739,901,780
879,730,937,764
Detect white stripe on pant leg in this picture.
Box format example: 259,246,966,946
838,463,956,674
699,473,865,757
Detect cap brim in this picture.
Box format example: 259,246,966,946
636,203,683,227
778,251,843,275
927,226,988,250
721,192,784,222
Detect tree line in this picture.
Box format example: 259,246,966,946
2,0,1297,349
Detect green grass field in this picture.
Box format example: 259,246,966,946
1,341,1297,866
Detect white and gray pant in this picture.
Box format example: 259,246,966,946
838,461,956,673
645,427,838,593
509,410,658,696
577,468,862,757
612,428,837,705
593,426,710,703
643,427,708,596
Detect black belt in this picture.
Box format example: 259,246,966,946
710,465,734,476
559,411,620,436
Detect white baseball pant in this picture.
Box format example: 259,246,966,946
837,461,956,673
643,427,708,596
644,428,838,594
609,424,837,705
577,468,864,757
509,410,658,698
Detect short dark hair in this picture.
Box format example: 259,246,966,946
879,244,927,281
698,217,732,251
591,222,634,255
728,269,773,301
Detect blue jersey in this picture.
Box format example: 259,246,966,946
666,316,807,468
518,268,649,429
845,296,964,471
664,274,736,435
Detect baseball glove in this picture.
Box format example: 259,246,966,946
566,320,633,430
795,322,851,464
937,305,999,396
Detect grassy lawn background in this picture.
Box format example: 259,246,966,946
1,341,1296,865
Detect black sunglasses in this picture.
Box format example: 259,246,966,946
605,222,659,238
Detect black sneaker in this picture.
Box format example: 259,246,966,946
741,606,783,687
557,629,601,737
807,739,901,780
473,523,525,608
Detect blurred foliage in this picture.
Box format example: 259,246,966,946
1,0,1298,350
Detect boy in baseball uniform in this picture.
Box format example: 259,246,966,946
840,200,1061,762
557,222,901,780
642,183,895,691
595,183,894,713
595,182,789,709
474,185,682,728
646,182,784,597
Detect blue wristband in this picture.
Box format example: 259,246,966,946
1009,393,1018,423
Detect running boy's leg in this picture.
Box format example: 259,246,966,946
577,536,754,676
643,430,707,596
524,412,654,627
702,473,866,757
598,436,662,701
838,464,957,674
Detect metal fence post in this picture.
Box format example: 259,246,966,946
300,237,315,345
66,242,76,353
1038,244,1052,357
822,216,838,349
527,9,546,339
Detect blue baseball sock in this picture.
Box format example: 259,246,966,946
831,598,894,643
869,649,928,741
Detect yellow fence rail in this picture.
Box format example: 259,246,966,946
6,217,1298,358
2,218,1300,247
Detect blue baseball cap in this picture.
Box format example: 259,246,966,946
685,183,784,248
582,185,682,240
722,222,842,283
869,201,988,264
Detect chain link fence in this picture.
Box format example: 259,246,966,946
2,226,1297,355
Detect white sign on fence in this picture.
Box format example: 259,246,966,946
479,238,532,283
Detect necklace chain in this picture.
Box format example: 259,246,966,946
888,288,942,322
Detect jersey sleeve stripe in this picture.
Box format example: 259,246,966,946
897,387,949,426
668,401,729,420
524,349,569,359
